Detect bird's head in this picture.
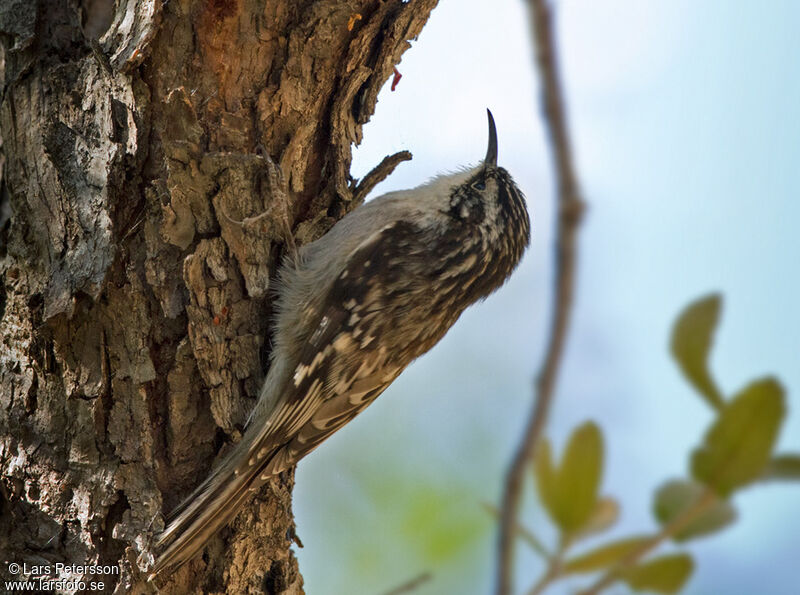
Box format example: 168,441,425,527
448,110,531,271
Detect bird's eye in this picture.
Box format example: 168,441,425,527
473,181,486,191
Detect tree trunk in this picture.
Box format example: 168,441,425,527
0,0,435,592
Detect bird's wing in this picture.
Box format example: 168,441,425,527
152,221,415,578
245,221,420,475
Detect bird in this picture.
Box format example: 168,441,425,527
150,109,531,578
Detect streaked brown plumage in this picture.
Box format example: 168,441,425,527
151,110,530,578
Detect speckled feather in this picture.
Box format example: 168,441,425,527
151,111,531,578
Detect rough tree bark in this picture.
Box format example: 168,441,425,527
0,0,436,592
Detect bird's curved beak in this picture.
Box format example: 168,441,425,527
484,109,498,169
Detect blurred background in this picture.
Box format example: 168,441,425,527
294,1,800,593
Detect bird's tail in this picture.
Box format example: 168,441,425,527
148,441,272,580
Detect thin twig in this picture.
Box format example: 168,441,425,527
352,150,413,206
526,539,568,595
577,490,718,595
527,565,558,595
482,502,551,560
495,1,585,594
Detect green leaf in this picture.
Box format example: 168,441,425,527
653,480,736,541
534,437,558,523
763,454,800,481
670,294,725,410
622,553,694,594
535,423,604,534
557,422,604,532
562,536,651,574
691,378,785,496
576,496,620,538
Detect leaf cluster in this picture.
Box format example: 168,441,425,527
505,294,798,594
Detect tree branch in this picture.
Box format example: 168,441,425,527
351,150,413,207
495,1,586,593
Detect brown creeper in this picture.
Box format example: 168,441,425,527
151,110,531,577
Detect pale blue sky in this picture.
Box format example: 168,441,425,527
295,2,800,593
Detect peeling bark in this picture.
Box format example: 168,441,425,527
0,0,437,592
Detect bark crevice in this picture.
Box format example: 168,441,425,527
1,1,438,592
